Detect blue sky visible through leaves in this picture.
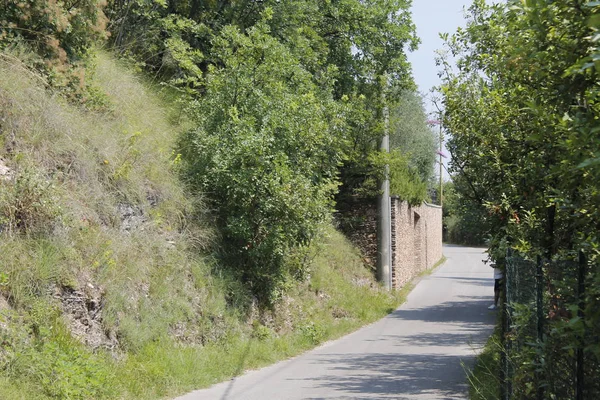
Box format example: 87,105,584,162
407,0,474,180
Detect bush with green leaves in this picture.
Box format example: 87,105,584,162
1,300,116,400
0,0,108,88
442,181,488,245
389,91,437,183
360,149,428,205
105,0,422,203
178,23,346,302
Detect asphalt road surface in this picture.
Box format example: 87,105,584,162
176,245,496,400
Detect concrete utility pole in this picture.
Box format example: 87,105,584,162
439,123,443,207
377,103,392,290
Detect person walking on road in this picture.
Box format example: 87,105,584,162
488,264,503,310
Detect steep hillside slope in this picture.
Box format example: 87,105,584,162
0,51,406,399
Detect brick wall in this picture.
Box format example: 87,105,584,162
390,197,443,290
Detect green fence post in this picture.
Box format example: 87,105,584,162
576,251,586,400
536,255,544,400
502,247,513,400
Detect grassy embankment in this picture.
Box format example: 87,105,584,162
0,49,409,399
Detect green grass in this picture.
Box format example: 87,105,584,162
1,226,408,400
111,227,409,399
0,48,411,400
467,325,502,400
420,255,447,278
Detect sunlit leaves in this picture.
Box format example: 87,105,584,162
178,24,346,301
442,0,598,257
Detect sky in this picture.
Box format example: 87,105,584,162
406,0,475,180
407,0,474,117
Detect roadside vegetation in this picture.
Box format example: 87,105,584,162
442,181,488,246
0,1,440,398
0,51,409,399
440,0,600,397
467,327,502,400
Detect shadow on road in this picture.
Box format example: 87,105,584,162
293,299,495,399
388,299,494,325
385,331,488,348
298,352,470,399
432,276,493,287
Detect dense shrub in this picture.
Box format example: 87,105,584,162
442,1,600,396
178,23,346,302
442,182,488,246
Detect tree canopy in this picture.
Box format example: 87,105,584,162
441,0,598,259
104,0,430,300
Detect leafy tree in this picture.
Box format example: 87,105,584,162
106,0,265,81
389,90,437,183
442,181,487,245
178,22,346,302
441,0,597,258
355,90,437,205
106,0,419,149
0,0,108,62
106,0,424,299
365,149,428,205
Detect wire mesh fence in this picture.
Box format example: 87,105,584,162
501,251,599,400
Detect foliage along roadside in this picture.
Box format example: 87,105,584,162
0,2,442,397
177,22,346,302
0,49,409,399
140,1,433,302
442,181,488,246
1,0,439,304
440,0,600,397
0,0,109,99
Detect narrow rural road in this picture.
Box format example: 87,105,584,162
176,245,496,400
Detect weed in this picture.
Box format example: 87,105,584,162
299,322,325,345
252,322,273,341
0,164,60,235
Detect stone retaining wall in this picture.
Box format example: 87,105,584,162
390,198,442,289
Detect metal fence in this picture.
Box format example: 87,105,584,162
501,250,600,399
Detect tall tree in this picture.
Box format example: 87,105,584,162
441,0,597,258
389,90,437,183
178,22,347,301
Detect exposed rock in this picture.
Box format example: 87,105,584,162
351,277,373,288
0,295,9,311
117,203,147,232
0,89,17,154
0,295,11,332
146,191,159,207
335,197,378,271
316,290,331,301
331,307,351,319
0,157,12,181
52,281,118,351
